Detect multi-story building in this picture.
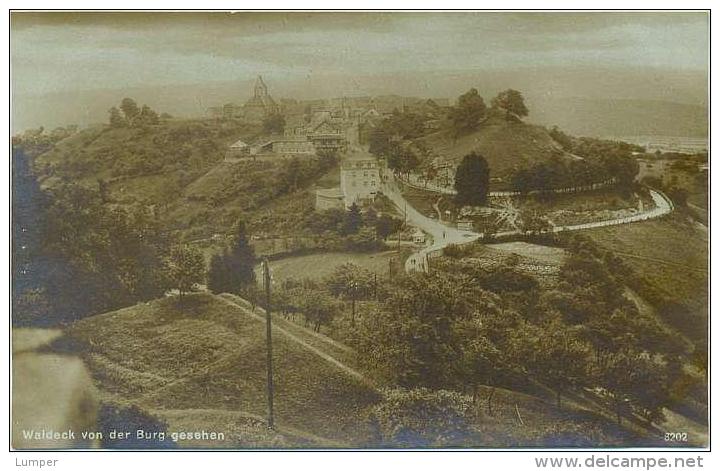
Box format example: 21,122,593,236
340,152,381,207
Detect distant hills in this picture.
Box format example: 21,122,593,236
528,96,708,139
12,65,707,139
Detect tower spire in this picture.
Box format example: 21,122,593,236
254,75,268,98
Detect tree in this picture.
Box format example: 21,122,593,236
368,127,393,157
300,291,340,332
120,98,140,123
207,220,256,295
491,89,529,119
137,105,159,126
519,210,552,235
165,245,205,301
386,144,420,176
341,203,363,235
454,152,490,206
457,319,505,412
35,182,169,324
207,254,231,295
374,214,402,240
528,322,591,408
450,88,487,135
263,113,286,134
601,153,639,195
356,272,474,388
108,106,125,128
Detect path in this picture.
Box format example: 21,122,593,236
400,172,616,198
215,294,369,383
384,173,674,273
382,177,479,272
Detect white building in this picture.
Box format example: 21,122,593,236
340,152,381,208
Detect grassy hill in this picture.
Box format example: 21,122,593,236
417,114,567,188
63,291,673,448
66,293,380,447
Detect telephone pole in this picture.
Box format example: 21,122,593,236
261,258,275,430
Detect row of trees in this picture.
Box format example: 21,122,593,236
270,263,379,333
510,153,640,196
450,88,529,136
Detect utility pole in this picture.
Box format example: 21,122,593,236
261,258,275,430
350,280,358,327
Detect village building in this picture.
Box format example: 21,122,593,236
340,151,381,208
314,151,383,211
226,139,251,158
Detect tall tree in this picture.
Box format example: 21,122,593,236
108,106,126,128
454,152,490,206
450,88,487,135
120,98,140,123
491,89,529,119
342,203,363,235
207,220,256,295
165,244,205,300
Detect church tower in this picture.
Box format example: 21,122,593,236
254,75,268,98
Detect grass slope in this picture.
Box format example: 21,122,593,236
417,115,566,186
31,118,336,242
65,291,670,447
585,214,708,346
67,293,381,447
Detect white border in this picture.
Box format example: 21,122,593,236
1,2,715,469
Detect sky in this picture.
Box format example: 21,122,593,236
11,11,709,97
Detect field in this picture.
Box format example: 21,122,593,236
585,214,708,346
489,241,567,266
257,250,402,283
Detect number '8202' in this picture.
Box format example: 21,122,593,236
665,432,688,442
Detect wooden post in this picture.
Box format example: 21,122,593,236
262,258,275,430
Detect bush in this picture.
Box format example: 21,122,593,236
366,388,475,447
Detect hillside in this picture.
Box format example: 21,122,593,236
30,119,336,241
417,114,567,187
585,214,708,348
62,292,672,448
66,293,380,447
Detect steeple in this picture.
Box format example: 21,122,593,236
254,75,268,98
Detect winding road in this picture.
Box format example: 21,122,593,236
381,175,674,273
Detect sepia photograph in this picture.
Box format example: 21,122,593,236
9,9,710,453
